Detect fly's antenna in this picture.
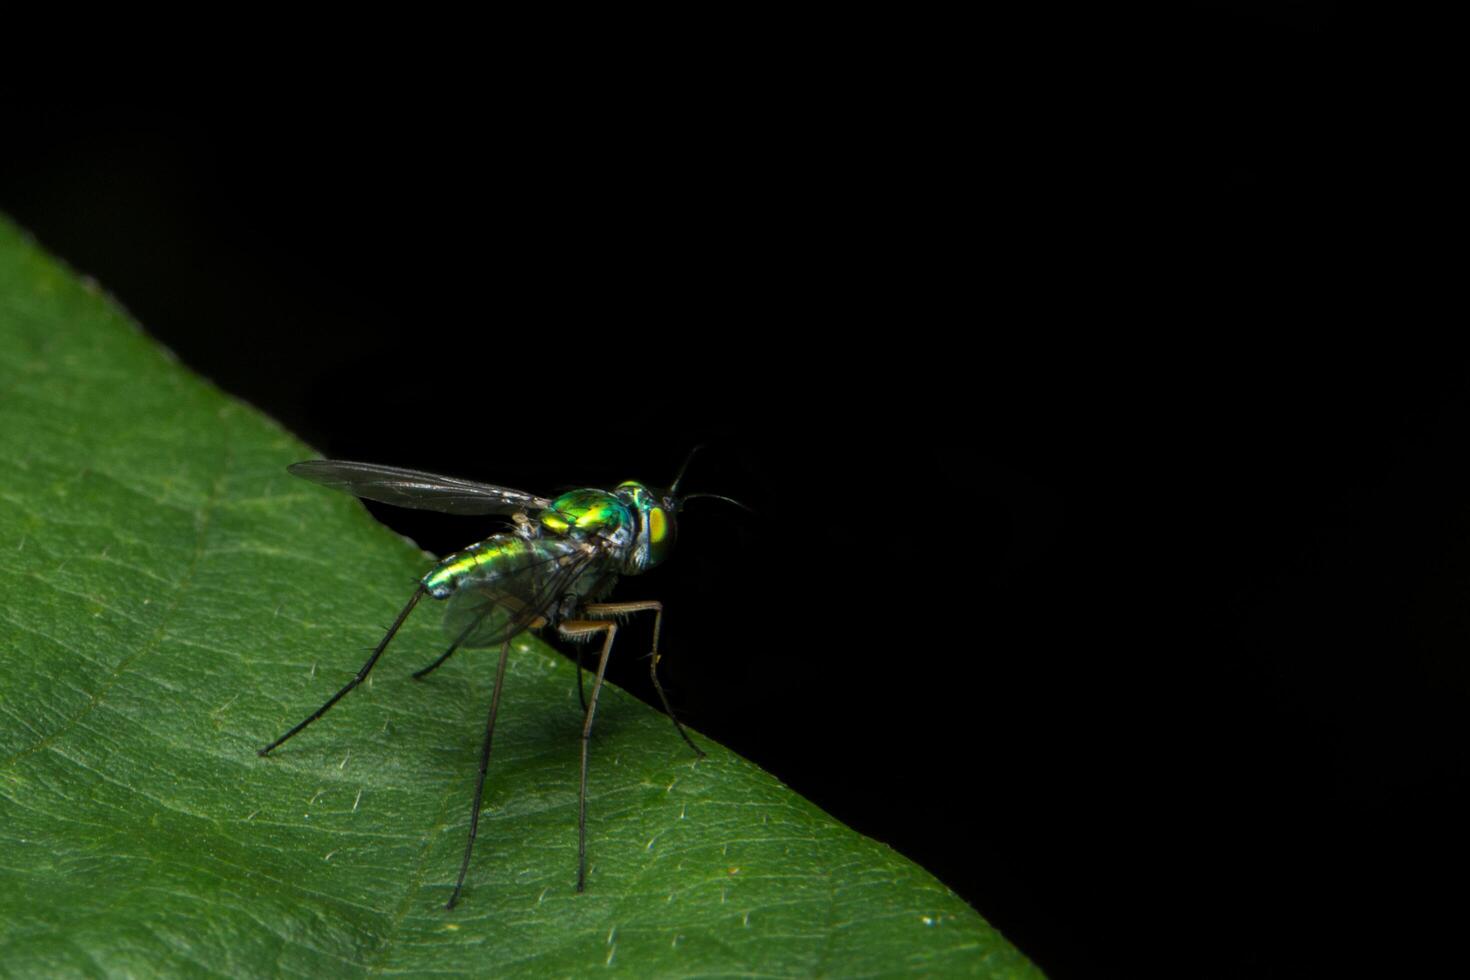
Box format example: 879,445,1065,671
667,445,705,496
666,446,754,514
680,492,753,514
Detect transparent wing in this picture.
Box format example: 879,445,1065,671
443,541,606,648
288,460,551,515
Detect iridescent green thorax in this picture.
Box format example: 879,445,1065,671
539,489,633,537
615,480,676,573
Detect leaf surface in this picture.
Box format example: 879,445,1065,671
0,215,1041,978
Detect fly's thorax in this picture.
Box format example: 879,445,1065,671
539,488,635,555
614,481,675,574
539,489,633,535
422,534,538,599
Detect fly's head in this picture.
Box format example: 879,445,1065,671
616,448,753,575
613,481,675,574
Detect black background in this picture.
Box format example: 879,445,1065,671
3,6,1458,977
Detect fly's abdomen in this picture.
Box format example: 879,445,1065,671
433,536,590,647
422,535,537,599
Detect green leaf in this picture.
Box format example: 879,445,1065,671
0,213,1042,979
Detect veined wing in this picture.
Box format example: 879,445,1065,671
288,460,551,515
443,538,609,648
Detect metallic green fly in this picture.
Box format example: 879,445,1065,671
258,451,740,908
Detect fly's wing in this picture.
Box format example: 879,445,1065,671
288,460,552,515
442,540,604,648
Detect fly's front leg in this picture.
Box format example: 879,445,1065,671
584,601,704,759
557,619,618,892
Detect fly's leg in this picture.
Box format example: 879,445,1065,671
412,615,480,681
259,585,426,756
575,645,588,711
561,596,587,710
557,619,619,892
584,601,704,759
446,636,512,910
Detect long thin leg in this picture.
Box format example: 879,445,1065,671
259,585,425,756
412,616,479,680
446,636,512,910
575,644,587,711
558,620,618,892
584,601,704,758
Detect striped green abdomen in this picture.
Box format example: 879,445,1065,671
422,535,542,599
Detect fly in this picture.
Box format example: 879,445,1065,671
258,449,741,908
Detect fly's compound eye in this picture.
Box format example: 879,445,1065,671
616,481,676,569
645,503,676,567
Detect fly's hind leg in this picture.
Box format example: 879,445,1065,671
259,584,426,756
584,601,704,759
412,615,480,681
